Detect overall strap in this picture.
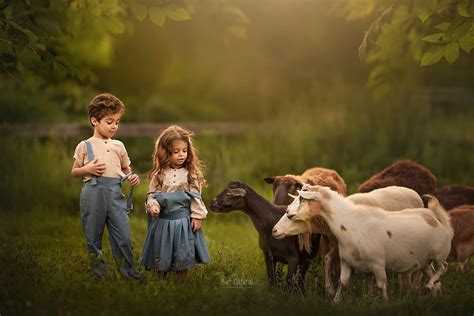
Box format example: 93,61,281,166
85,140,98,185
121,173,135,212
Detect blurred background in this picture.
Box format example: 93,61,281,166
1,0,473,213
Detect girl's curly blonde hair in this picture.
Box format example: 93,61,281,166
149,125,206,187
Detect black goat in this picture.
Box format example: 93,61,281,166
210,181,320,293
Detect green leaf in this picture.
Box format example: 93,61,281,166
7,24,29,46
17,47,41,67
434,22,451,31
416,9,431,23
103,16,125,34
422,33,446,43
0,39,13,55
421,44,445,66
131,1,148,22
165,4,191,22
149,6,166,27
414,0,438,23
451,18,473,40
459,25,474,52
444,41,460,64
457,0,471,17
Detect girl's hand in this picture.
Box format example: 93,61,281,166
191,218,202,232
87,158,106,176
149,205,160,218
128,173,140,186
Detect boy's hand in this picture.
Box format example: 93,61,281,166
149,206,160,218
128,173,140,186
87,158,106,176
191,218,202,232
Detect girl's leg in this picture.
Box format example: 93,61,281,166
176,270,189,285
156,270,169,281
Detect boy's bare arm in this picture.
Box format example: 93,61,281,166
122,165,140,186
71,159,106,178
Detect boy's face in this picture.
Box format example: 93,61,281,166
169,140,188,168
91,112,122,139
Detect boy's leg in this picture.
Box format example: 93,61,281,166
107,186,142,280
80,185,108,278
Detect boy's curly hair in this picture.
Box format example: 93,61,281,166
88,93,125,126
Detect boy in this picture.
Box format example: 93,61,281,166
71,93,142,280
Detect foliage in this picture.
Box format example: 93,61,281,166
0,0,248,85
339,0,474,99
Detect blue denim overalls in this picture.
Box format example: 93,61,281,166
79,140,135,269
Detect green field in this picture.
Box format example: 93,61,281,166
1,134,474,315
1,207,474,315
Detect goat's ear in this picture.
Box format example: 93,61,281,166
288,193,298,199
297,190,321,201
228,188,246,197
264,177,275,184
295,177,304,186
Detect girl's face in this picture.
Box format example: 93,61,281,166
91,112,121,139
169,140,188,168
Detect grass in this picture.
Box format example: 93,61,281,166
1,94,473,314
1,208,474,315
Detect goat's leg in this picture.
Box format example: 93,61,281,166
286,257,304,294
264,253,277,287
457,244,472,275
371,265,389,300
333,259,352,303
425,261,447,296
295,259,311,295
324,245,337,297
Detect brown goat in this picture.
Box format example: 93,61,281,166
264,167,347,296
434,185,474,211
264,167,346,251
448,204,474,274
264,167,347,205
357,160,437,196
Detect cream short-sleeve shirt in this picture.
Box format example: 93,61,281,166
73,137,131,181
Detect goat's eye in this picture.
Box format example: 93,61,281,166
299,196,304,202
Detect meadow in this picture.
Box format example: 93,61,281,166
1,107,473,315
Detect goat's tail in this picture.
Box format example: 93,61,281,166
423,194,451,229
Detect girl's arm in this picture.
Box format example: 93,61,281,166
145,175,161,215
189,177,208,220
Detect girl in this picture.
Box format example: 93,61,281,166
141,125,210,282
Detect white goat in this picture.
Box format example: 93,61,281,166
273,186,424,296
284,185,453,302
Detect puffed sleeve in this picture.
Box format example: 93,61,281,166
145,174,161,213
189,177,208,220
73,141,87,167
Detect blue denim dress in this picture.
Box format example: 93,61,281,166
141,191,210,271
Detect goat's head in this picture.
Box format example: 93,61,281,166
272,212,310,239
210,181,247,213
264,175,304,205
286,185,329,221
